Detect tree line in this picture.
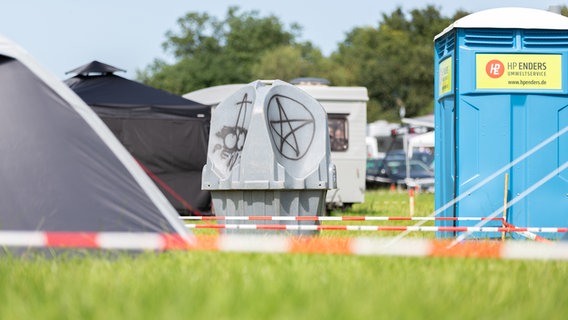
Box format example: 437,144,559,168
137,5,567,122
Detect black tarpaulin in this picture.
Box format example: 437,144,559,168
65,73,210,118
65,62,211,214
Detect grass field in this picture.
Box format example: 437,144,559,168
1,190,567,320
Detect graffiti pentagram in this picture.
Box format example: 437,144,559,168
267,94,315,160
213,93,253,170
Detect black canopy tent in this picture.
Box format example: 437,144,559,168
65,61,211,214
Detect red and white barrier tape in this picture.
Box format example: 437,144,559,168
185,223,568,233
0,231,568,260
203,235,568,260
0,231,191,250
180,216,504,222
502,221,551,243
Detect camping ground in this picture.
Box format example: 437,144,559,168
1,190,567,320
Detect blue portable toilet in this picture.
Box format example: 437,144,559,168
434,7,568,239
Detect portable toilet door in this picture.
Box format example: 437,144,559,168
434,8,568,239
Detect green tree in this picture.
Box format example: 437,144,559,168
331,6,466,122
251,43,333,81
137,7,306,94
140,5,468,123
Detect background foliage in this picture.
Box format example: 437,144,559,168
138,5,566,122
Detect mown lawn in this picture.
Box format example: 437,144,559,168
1,189,567,320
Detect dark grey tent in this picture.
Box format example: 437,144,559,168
0,35,189,245
65,61,211,215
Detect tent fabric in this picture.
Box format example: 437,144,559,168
65,60,125,75
0,35,189,237
102,116,210,213
65,62,211,213
66,73,211,118
102,118,208,173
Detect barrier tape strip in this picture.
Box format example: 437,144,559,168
0,231,567,260
502,221,551,243
180,216,504,222
0,232,190,250
196,235,568,260
185,223,568,233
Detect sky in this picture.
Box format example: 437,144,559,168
0,1,558,80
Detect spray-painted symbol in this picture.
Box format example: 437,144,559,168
267,94,315,160
213,93,252,169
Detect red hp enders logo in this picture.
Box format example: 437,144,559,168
486,59,505,78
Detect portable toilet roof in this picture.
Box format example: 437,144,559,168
435,7,568,39
0,34,191,251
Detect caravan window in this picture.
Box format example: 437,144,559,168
328,115,348,152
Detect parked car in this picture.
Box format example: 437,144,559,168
385,149,434,167
366,157,434,191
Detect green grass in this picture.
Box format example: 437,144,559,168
324,189,436,238
1,189,567,320
344,188,435,217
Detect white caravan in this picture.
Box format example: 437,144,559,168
185,81,368,210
